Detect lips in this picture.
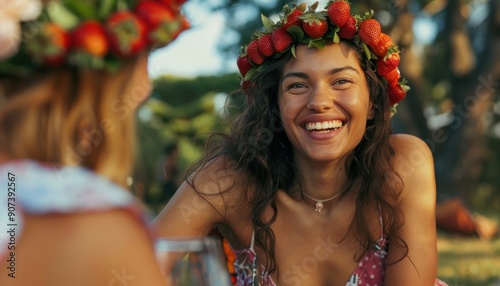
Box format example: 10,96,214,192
304,120,344,132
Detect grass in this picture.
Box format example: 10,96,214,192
437,225,500,286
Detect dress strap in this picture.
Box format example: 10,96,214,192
249,229,256,251
378,204,384,239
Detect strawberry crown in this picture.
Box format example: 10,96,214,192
237,0,410,108
0,0,189,77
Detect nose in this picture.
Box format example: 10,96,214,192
306,84,333,112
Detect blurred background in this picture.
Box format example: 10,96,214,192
132,0,499,284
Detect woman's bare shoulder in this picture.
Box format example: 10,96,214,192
389,134,436,200
390,133,431,154
9,209,164,286
389,134,433,168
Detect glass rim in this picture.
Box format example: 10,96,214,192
155,236,218,252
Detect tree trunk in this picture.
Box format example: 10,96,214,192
435,0,499,200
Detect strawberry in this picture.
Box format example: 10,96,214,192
371,33,393,58
241,79,251,91
257,33,275,57
376,53,400,76
388,83,407,105
281,3,307,30
376,59,392,76
72,20,109,57
26,23,70,66
337,15,356,39
327,0,351,27
237,54,253,78
358,18,381,47
135,1,179,47
156,0,175,6
106,11,147,57
384,67,401,86
156,0,186,12
174,0,187,5
136,1,176,30
247,40,265,65
271,27,294,53
384,52,400,68
300,12,328,39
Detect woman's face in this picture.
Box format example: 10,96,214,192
278,43,373,165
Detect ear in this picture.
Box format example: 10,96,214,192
367,101,375,120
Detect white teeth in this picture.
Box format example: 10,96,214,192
305,120,343,131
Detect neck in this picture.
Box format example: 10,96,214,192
295,159,349,200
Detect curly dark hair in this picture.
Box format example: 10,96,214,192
187,39,406,276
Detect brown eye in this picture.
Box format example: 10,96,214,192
289,83,306,89
334,79,351,85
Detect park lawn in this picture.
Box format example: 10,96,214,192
437,231,500,286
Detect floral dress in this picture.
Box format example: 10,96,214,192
232,215,448,286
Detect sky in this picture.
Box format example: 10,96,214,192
147,16,229,78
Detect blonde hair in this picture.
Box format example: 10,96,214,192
0,55,148,187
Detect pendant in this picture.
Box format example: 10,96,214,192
315,201,323,212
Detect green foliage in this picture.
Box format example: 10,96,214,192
135,73,243,202
152,73,240,106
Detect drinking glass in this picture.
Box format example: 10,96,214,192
155,236,232,286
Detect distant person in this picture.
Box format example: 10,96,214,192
436,196,498,239
147,143,181,205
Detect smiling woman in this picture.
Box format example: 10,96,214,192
153,1,447,286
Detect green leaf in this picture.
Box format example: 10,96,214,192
47,2,80,29
308,38,326,49
65,0,98,20
287,25,304,42
316,11,328,19
99,0,117,20
291,45,297,58
310,1,319,11
362,42,372,60
0,62,33,78
390,104,399,117
104,57,122,73
117,0,129,11
256,63,268,72
333,31,340,44
261,14,275,29
244,68,258,81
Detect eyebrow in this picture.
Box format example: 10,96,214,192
281,65,361,83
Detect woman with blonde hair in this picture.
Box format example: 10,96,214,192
0,0,188,285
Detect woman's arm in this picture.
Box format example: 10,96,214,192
152,156,236,238
385,134,438,286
